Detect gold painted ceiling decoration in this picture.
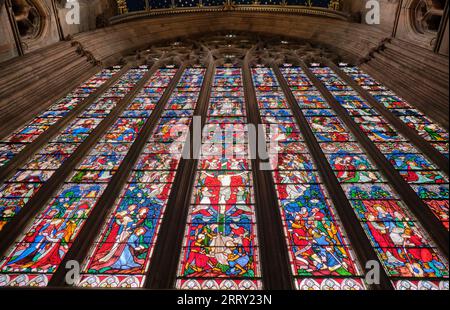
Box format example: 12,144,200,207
111,0,348,24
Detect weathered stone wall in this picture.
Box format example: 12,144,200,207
0,6,17,60
0,41,98,136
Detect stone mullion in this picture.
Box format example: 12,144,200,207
273,64,394,290
0,65,131,183
241,55,293,290
145,54,215,289
300,62,449,258
49,59,187,287
0,63,158,258
326,60,449,176
0,56,97,139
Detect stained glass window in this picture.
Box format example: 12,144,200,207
259,0,283,4
75,66,205,288
0,66,150,287
0,68,120,168
341,66,449,158
233,0,253,4
0,54,447,291
284,0,330,6
311,65,449,231
254,66,365,290
176,66,262,290
0,67,152,233
202,0,224,5
281,65,448,289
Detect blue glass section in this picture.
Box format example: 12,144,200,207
150,0,172,8
203,0,225,5
126,0,146,11
175,0,200,6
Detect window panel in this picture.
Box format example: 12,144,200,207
176,66,262,290
283,65,449,289
0,68,120,167
342,66,450,155
0,67,160,286
254,66,365,289
0,67,150,230
75,66,205,288
312,65,449,230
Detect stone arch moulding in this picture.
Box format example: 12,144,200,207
70,11,389,67
113,32,349,70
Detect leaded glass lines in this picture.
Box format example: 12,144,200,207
77,67,204,288
311,65,449,231
0,67,146,233
0,67,150,287
253,66,365,290
176,67,262,290
0,67,121,168
282,65,449,289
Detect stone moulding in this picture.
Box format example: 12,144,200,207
71,40,102,66
109,5,351,25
